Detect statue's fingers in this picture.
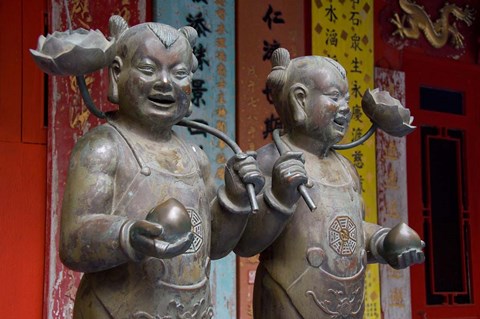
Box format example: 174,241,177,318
277,167,308,186
233,157,256,173
245,151,258,159
154,233,194,259
279,151,305,163
415,250,425,264
274,159,306,172
132,220,164,238
396,254,406,269
130,234,156,257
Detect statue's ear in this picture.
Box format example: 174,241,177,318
288,83,308,126
108,56,123,104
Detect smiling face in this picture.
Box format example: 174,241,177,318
113,27,193,130
302,62,351,146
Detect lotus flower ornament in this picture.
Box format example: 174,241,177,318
30,28,115,76
362,88,415,137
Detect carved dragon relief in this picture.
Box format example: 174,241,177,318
391,0,475,49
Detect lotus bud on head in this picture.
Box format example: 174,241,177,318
362,88,415,137
30,28,115,76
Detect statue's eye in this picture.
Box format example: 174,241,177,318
138,64,156,75
173,68,189,79
327,92,340,102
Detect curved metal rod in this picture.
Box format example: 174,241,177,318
178,120,241,154
178,119,258,213
272,129,316,212
76,75,106,119
332,123,377,150
75,75,258,212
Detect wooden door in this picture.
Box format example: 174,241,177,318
0,0,47,318
404,53,480,318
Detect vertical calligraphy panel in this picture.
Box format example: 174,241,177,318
311,1,380,318
153,2,236,318
47,1,147,318
236,1,305,317
375,68,412,319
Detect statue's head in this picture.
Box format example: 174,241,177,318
267,48,351,145
108,16,198,128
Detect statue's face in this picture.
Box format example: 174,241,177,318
116,31,193,128
303,66,351,145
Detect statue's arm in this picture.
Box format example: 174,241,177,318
364,220,425,269
364,221,389,264
60,130,192,273
59,130,129,273
193,144,265,260
347,156,425,269
341,156,391,264
234,144,307,257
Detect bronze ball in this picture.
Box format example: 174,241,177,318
146,198,191,241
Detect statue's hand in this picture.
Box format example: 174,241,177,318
224,152,265,204
151,232,194,259
380,223,425,269
129,220,194,259
392,246,425,270
271,151,308,208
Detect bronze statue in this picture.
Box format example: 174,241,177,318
56,16,266,318
234,48,425,319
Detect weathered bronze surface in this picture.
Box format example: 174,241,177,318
234,48,425,319
32,11,427,318
56,16,265,318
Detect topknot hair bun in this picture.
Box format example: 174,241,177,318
109,15,129,40
178,26,198,48
271,48,290,70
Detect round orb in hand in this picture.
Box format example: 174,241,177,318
146,198,191,241
383,222,422,255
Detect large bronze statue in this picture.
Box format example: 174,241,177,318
50,16,268,318
234,48,425,319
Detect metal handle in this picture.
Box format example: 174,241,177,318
272,129,316,212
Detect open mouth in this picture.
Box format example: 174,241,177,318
148,94,176,107
334,115,347,126
333,114,350,132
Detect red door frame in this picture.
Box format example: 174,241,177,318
404,52,480,318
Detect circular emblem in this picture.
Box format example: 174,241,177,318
185,208,203,254
329,216,357,256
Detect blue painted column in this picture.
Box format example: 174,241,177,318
153,1,236,317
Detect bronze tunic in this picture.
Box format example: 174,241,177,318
73,124,213,319
259,152,366,319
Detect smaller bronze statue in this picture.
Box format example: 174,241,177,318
234,48,425,319
53,16,266,318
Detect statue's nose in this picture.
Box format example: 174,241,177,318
338,101,350,115
154,72,173,92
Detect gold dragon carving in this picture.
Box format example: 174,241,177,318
391,0,475,49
